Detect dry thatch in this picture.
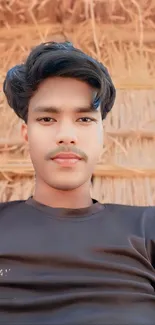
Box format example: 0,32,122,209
0,0,155,28
0,0,155,205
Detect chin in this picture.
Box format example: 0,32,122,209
52,183,81,191
48,179,85,191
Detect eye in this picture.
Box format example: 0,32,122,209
77,117,96,123
36,117,55,123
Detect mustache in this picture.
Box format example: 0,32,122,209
45,146,88,162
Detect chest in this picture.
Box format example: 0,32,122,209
0,217,152,289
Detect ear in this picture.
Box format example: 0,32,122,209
21,123,28,142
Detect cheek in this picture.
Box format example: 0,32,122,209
85,125,103,161
27,126,49,160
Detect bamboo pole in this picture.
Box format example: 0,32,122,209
106,129,155,139
0,161,155,178
94,165,155,178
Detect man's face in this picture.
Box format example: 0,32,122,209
22,77,104,191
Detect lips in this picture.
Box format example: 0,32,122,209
52,153,82,160
51,152,82,167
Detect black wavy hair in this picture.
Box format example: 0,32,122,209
3,41,116,123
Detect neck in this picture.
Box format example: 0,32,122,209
33,179,93,209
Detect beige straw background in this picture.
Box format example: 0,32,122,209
0,0,155,205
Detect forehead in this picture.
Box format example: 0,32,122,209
29,77,97,112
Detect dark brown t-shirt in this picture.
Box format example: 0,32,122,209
0,197,155,324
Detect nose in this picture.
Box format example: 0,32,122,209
55,122,78,146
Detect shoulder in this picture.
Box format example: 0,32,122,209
103,203,150,229
0,200,26,214
143,206,155,218
104,203,155,222
141,206,155,239
104,202,146,216
142,206,155,227
103,203,155,237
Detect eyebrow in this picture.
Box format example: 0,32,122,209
32,106,99,114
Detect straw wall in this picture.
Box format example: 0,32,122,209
0,0,155,205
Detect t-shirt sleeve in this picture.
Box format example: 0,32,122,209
143,206,155,269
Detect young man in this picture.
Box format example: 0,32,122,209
1,41,155,324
